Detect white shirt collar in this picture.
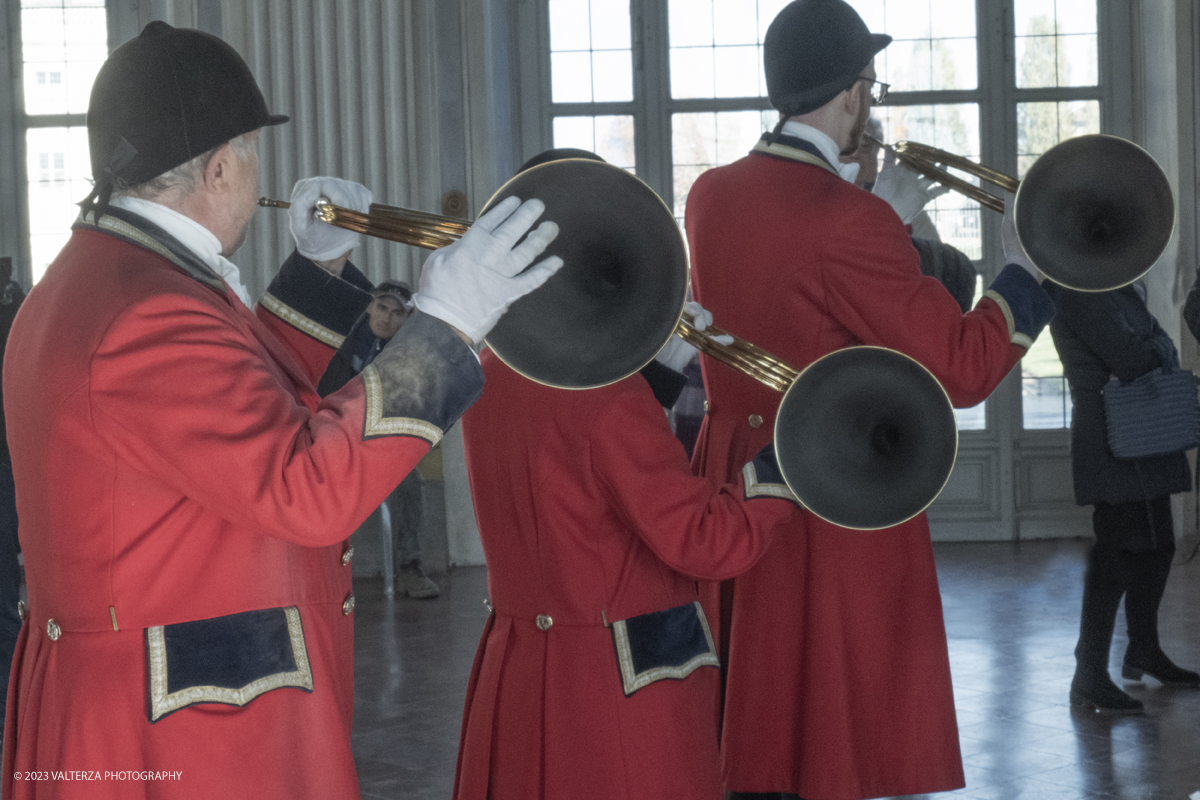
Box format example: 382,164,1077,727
108,196,254,309
780,120,860,184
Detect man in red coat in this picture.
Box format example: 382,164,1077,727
685,2,1056,798
456,343,800,800
1,22,560,800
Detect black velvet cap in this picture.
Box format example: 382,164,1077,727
85,21,286,206
764,0,891,117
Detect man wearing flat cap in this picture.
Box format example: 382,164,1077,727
2,21,560,799
685,1,1054,798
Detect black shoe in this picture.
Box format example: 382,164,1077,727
1070,673,1144,714
1123,648,1200,686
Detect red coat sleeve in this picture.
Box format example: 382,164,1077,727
88,291,473,548
589,385,797,581
817,198,1031,408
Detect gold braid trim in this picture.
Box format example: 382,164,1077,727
82,212,225,292
983,289,1033,348
258,293,346,349
751,139,841,176
360,365,444,445
742,462,798,502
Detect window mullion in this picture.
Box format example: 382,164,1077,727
3,0,32,286
631,0,672,202
518,0,554,160
1010,87,1104,104
550,101,637,116
22,114,87,129
1097,0,1133,139
668,97,772,114
977,0,1014,275
886,90,983,107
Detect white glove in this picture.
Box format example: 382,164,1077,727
1001,191,1039,278
289,177,373,262
655,301,733,372
872,148,950,224
413,196,562,343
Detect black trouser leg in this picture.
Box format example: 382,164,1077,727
1071,502,1152,709
1075,507,1131,679
1123,496,1175,655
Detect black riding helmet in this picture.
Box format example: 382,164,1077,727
82,21,287,218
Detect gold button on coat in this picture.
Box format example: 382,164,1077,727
535,614,553,631
46,619,61,641
749,414,763,428
341,545,355,566
342,594,356,615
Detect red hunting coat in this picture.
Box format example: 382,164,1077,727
1,206,481,799
685,135,1054,799
454,350,798,800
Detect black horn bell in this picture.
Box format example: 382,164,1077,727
481,158,690,389
1015,135,1175,292
775,347,959,530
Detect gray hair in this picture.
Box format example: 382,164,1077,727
113,132,257,201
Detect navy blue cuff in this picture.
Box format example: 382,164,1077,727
360,311,485,444
259,250,372,347
742,444,799,504
639,360,689,409
983,264,1056,348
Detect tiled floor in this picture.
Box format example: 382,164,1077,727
352,539,1200,799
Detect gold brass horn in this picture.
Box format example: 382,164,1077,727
868,134,1014,214
868,133,1175,292
257,197,470,250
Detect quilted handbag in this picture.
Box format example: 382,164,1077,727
1102,366,1200,459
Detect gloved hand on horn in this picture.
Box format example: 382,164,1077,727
872,148,950,224
289,177,373,262
655,301,734,373
414,196,563,343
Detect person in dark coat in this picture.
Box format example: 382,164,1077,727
1047,280,1199,713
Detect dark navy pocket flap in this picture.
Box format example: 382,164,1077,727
146,606,313,723
610,601,719,696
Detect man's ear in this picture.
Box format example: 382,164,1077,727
841,83,862,116
203,142,235,193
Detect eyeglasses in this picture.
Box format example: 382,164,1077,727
856,76,890,105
